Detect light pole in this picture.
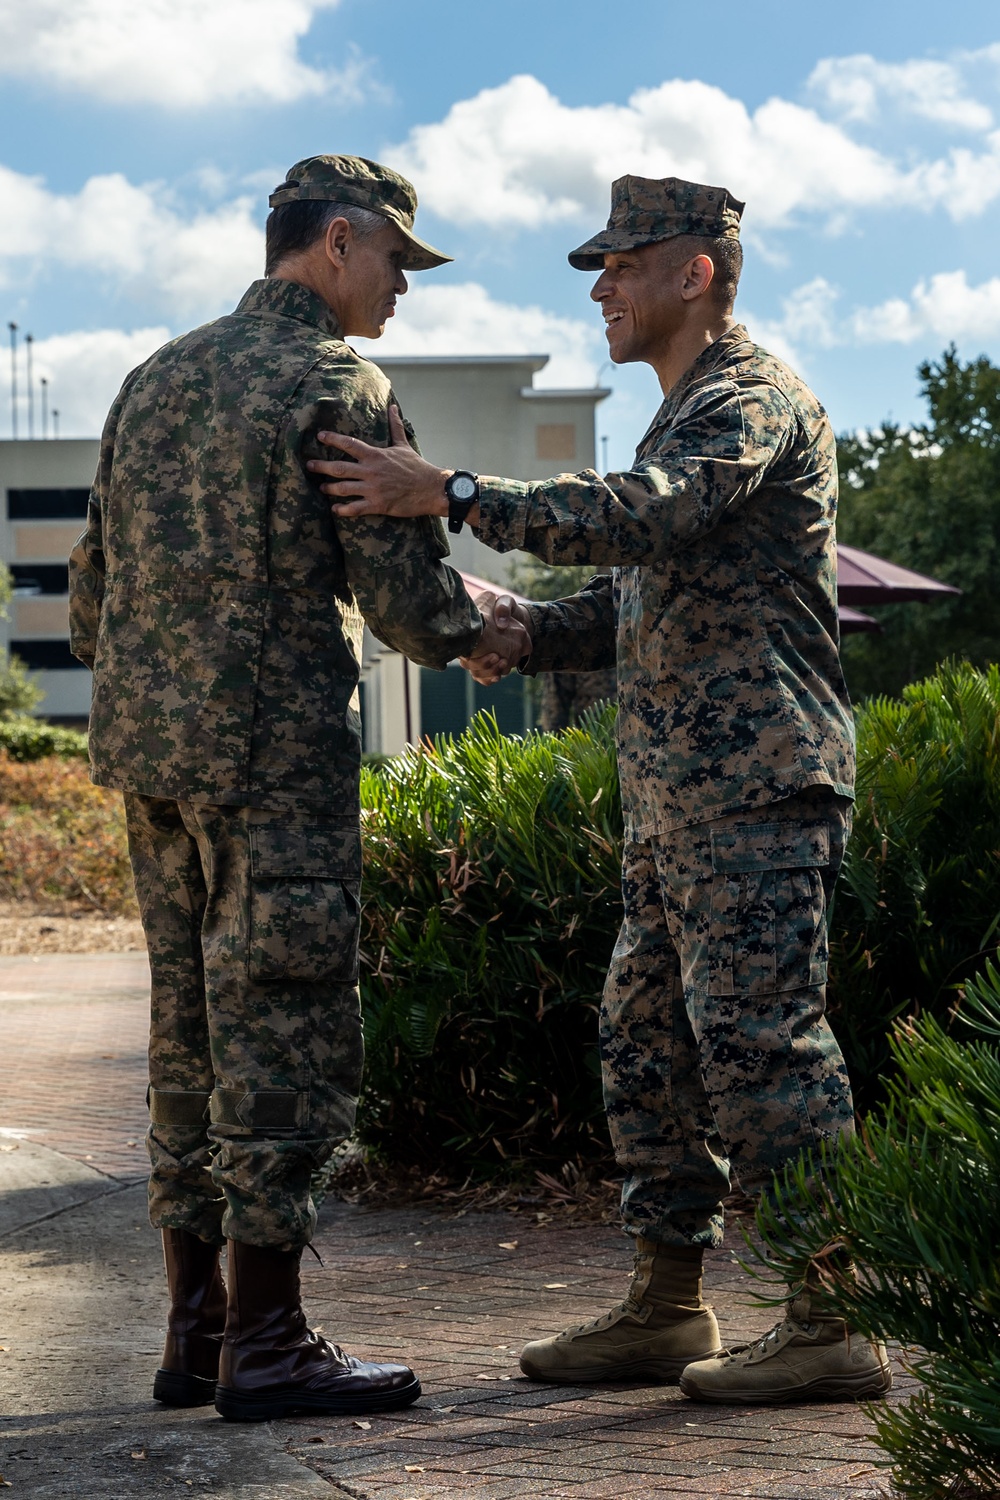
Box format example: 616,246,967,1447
25,334,33,439
52,408,60,440
7,322,17,439
40,377,48,439
601,434,609,473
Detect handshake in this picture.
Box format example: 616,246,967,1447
461,591,534,686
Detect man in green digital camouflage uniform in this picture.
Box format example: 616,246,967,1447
307,175,893,1405
68,154,528,1423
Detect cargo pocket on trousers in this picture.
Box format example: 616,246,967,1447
248,825,361,985
707,821,831,996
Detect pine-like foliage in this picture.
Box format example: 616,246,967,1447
750,963,1000,1499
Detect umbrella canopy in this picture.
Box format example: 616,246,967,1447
838,545,961,606
839,604,881,635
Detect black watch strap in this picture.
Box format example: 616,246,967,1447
445,471,480,534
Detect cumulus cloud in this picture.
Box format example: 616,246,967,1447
0,0,362,109
0,165,264,319
387,72,1000,233
1,327,172,438
746,269,1000,364
809,54,993,132
353,281,602,387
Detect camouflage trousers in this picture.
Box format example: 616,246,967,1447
125,795,365,1250
602,788,854,1249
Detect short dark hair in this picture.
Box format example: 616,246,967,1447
661,233,743,310
264,199,384,276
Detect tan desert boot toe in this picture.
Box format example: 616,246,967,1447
520,1238,721,1384
679,1292,892,1404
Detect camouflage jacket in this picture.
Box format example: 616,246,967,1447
69,278,482,813
474,325,854,838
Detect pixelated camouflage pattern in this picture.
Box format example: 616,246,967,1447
477,325,854,839
69,277,482,813
602,788,854,1249
128,792,365,1248
568,174,745,270
268,154,451,271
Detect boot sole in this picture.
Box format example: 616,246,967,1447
679,1366,893,1405
520,1353,712,1385
214,1375,422,1422
153,1368,218,1407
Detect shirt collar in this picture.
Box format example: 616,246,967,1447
638,323,754,448
234,278,343,339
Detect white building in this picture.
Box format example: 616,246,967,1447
0,354,609,745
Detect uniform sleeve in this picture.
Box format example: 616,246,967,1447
475,378,797,567
520,573,616,675
298,382,482,670
68,379,133,668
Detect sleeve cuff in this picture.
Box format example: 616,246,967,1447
474,476,533,554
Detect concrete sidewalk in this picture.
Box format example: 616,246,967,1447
0,954,911,1499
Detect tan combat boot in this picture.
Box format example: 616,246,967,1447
519,1238,721,1384
678,1288,892,1404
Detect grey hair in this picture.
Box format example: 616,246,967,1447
265,199,386,275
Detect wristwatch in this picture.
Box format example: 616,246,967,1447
444,470,480,534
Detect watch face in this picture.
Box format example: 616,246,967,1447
450,474,477,502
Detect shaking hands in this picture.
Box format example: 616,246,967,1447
463,591,534,686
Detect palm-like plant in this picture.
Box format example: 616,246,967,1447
751,962,1000,1499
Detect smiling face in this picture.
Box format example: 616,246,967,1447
592,240,703,366
331,220,410,339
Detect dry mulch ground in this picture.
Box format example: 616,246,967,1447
0,899,145,955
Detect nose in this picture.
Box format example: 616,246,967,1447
396,269,408,295
591,269,613,304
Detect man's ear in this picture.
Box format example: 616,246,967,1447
324,216,352,269
681,253,715,302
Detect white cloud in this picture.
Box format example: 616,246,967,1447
746,269,1000,365
0,0,361,109
353,281,602,387
1,327,172,438
809,54,993,132
0,165,264,319
387,71,1000,234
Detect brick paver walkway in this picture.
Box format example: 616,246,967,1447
0,953,914,1498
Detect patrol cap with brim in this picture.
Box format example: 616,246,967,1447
269,154,452,272
568,174,745,271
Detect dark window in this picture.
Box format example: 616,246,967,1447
9,564,69,596
7,488,90,520
475,674,532,735
9,640,87,671
420,664,531,740
420,665,471,739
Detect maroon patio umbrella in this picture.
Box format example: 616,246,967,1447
839,604,881,635
837,545,961,606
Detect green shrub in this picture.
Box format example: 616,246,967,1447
750,961,1000,1499
0,718,89,762
356,661,1000,1175
829,660,1000,1108
357,705,622,1174
0,656,45,718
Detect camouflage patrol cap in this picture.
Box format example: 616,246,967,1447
268,155,452,271
568,175,745,270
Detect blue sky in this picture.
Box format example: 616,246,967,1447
2,0,1000,466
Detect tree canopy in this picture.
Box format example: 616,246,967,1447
837,347,1000,697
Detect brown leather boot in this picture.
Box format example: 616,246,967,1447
152,1228,227,1407
214,1240,421,1421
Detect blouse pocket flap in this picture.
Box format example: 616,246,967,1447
711,821,830,875
250,824,362,879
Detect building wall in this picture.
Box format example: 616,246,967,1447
0,439,98,722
